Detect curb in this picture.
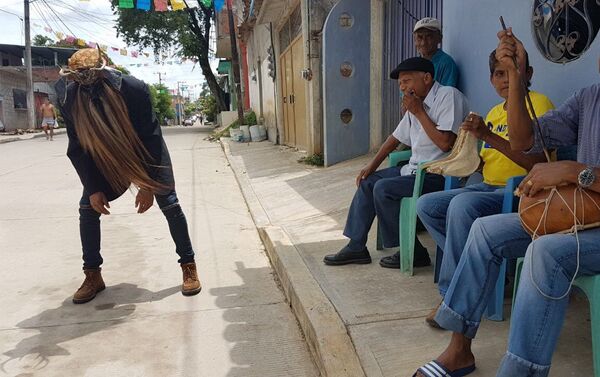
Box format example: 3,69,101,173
0,129,67,144
221,139,366,377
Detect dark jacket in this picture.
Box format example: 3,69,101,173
58,75,174,201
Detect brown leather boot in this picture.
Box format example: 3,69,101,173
181,262,202,296
73,268,106,304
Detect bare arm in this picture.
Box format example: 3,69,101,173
495,29,535,151
519,162,600,196
481,130,546,170
414,111,456,152
403,92,456,152
355,135,401,186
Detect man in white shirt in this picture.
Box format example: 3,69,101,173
324,57,469,268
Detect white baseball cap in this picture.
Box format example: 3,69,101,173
413,17,441,33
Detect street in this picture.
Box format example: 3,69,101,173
0,126,318,377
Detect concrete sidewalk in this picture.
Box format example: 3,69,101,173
223,139,593,377
0,129,67,144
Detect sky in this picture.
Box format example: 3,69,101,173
0,0,218,99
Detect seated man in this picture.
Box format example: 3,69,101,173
414,30,600,377
414,17,459,88
324,57,468,267
416,49,552,326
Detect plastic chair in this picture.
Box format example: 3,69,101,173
513,258,600,377
376,150,412,251
375,150,461,277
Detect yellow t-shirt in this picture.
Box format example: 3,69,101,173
481,91,555,186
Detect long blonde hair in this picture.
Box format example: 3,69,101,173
72,79,167,194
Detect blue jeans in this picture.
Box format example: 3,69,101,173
433,213,600,377
343,166,445,249
416,183,504,296
79,190,195,268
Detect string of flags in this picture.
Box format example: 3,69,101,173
115,0,224,12
33,22,199,66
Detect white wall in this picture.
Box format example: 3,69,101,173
247,25,279,143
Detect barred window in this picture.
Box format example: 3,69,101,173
532,0,600,63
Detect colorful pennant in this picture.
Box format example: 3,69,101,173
137,0,151,10
119,0,134,9
214,0,225,11
200,0,212,7
120,48,128,56
154,0,168,11
171,0,186,10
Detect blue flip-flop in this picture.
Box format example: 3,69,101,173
413,360,476,377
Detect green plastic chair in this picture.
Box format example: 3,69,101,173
513,258,600,377
374,149,430,276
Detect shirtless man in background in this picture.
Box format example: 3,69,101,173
40,97,57,140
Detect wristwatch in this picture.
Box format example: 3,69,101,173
578,166,596,188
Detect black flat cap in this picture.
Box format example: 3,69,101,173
390,57,435,79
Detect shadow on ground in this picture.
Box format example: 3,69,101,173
210,261,317,377
1,283,179,375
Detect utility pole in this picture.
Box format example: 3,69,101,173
177,81,186,125
154,71,166,86
226,0,244,126
24,0,35,129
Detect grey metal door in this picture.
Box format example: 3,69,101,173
322,0,371,166
382,0,443,139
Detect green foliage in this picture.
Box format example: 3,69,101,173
184,99,202,117
199,95,217,122
245,111,257,126
111,0,227,111
298,154,325,167
149,83,175,124
32,34,53,46
227,111,257,128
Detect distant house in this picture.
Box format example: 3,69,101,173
0,44,77,131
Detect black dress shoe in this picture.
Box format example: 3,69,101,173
323,246,372,266
379,249,431,269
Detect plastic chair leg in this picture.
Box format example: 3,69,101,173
376,220,383,251
485,258,506,321
434,246,443,284
399,197,417,276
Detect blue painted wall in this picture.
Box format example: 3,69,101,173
443,0,600,115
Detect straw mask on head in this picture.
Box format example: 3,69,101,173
59,47,108,85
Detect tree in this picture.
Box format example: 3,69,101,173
112,1,228,112
32,34,53,46
149,84,175,124
199,94,217,122
184,99,201,117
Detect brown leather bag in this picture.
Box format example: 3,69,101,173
518,184,600,237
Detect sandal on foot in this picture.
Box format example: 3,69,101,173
413,360,475,377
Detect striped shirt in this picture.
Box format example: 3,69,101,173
531,83,600,166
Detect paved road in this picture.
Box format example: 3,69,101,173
0,126,318,377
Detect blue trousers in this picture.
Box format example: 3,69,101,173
343,166,445,249
416,182,504,296
433,213,600,377
79,190,195,268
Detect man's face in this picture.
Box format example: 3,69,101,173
490,66,509,99
397,71,429,97
414,29,441,57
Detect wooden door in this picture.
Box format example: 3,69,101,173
280,49,295,145
290,36,307,150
